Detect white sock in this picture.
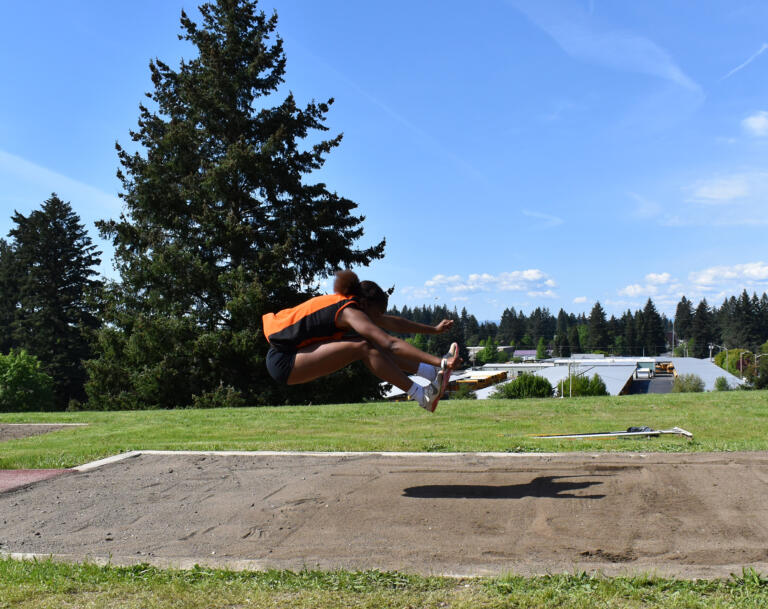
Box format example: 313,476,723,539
407,383,424,403
417,362,438,381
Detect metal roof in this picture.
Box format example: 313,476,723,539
665,357,744,390
535,363,637,396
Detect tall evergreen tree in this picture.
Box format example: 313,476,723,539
634,308,647,355
718,296,737,347
691,299,716,358
760,293,768,345
674,296,693,344
0,239,19,354
87,0,385,408
9,194,102,408
555,308,570,356
460,307,480,345
588,301,609,351
641,298,665,356
497,307,516,345
567,325,581,354
622,310,636,356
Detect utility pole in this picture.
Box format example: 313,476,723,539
672,319,675,355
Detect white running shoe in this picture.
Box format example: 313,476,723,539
418,383,440,412
441,342,459,368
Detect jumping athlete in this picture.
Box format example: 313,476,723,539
262,270,462,411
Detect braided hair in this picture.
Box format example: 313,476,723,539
333,270,389,313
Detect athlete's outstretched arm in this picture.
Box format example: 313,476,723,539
339,307,443,367
369,313,454,335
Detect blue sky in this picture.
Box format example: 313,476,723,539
2,1,768,321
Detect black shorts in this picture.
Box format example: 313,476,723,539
266,347,296,384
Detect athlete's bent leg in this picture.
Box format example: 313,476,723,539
288,339,413,392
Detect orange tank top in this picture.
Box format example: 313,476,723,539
262,293,359,351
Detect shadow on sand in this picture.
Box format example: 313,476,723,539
403,475,607,500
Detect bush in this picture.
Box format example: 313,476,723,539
190,384,246,408
0,350,55,412
556,374,608,397
714,349,751,377
714,376,730,392
449,384,477,400
475,337,500,366
672,373,705,393
492,373,553,399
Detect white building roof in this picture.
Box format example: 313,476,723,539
535,363,637,396
665,357,744,391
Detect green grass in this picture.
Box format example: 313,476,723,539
3,392,768,606
2,390,768,469
2,558,768,608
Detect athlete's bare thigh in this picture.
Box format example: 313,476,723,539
287,339,367,385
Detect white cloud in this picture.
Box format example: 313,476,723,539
410,269,557,299
509,0,700,92
687,175,750,203
613,262,768,314
425,274,462,288
400,286,435,300
527,289,557,298
658,171,768,226
689,262,768,286
619,284,647,298
722,43,768,80
637,171,768,227
573,296,587,303
646,272,671,285
743,111,768,137
522,209,564,228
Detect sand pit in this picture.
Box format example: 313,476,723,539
2,450,768,578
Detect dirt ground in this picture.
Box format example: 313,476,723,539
2,451,768,578
0,424,82,442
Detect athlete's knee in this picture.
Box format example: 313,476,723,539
355,339,380,361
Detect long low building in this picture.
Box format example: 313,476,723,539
477,356,743,398
382,355,744,401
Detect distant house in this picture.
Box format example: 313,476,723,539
513,349,537,361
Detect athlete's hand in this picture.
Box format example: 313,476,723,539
434,319,454,333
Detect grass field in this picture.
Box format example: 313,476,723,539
3,559,768,609
3,390,768,607
1,390,767,469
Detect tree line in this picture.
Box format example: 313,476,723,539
391,293,768,361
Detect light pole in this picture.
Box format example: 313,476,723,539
710,344,728,369
754,353,767,380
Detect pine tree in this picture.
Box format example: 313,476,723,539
691,299,716,358
567,325,581,354
674,296,693,343
0,239,19,354
9,194,102,408
641,298,665,356
588,301,609,352
555,309,570,356
718,296,737,347
87,0,385,408
535,336,548,360
497,308,516,345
